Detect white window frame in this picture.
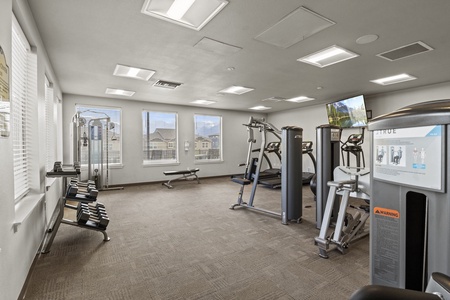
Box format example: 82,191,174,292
194,114,223,162
142,110,178,165
45,75,56,172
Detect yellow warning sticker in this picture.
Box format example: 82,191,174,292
374,207,400,219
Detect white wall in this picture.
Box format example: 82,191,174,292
0,0,14,298
0,1,64,299
365,81,450,117
268,81,450,171
268,102,366,171
62,94,266,185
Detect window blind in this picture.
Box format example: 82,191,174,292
11,16,36,201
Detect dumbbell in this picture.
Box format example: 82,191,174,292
66,185,79,197
73,162,81,173
76,207,109,228
87,214,110,229
78,203,107,217
53,161,63,172
66,185,98,199
77,208,109,229
77,180,96,188
76,209,91,224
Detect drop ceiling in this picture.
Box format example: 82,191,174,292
25,0,450,112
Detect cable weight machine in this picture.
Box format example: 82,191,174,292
71,110,123,191
230,117,303,224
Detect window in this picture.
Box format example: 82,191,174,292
45,75,56,171
143,111,178,164
75,105,122,165
194,114,222,161
11,15,37,201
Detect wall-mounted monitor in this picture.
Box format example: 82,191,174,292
326,95,368,128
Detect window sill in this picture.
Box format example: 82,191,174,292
13,192,45,233
109,163,124,169
143,161,180,167
194,160,224,165
78,163,124,170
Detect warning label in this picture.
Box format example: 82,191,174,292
374,207,400,219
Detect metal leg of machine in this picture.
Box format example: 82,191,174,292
315,167,370,258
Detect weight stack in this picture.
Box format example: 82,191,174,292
281,126,303,224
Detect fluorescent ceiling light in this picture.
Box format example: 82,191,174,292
190,99,216,105
167,0,195,20
297,45,359,68
250,105,271,111
370,73,417,85
219,85,254,95
285,96,315,103
141,0,229,31
105,88,135,97
113,64,156,81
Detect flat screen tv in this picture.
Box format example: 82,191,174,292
326,95,368,128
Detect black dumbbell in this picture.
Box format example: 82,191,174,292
77,203,109,228
53,161,63,172
83,213,109,229
77,209,91,224
67,185,98,200
67,185,78,197
82,205,107,217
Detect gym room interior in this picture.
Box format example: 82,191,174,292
2,1,450,299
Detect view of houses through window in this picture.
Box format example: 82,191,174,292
194,114,221,161
143,111,178,164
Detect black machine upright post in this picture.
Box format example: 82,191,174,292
281,126,303,224
315,125,341,229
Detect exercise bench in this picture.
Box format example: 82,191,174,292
162,168,200,189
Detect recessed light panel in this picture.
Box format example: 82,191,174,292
141,0,228,31
190,99,216,105
219,85,254,95
250,105,271,111
285,96,315,103
370,73,417,85
297,45,359,68
113,64,156,81
105,88,135,97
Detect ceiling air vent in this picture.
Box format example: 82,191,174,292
153,80,182,89
377,41,433,61
262,97,286,102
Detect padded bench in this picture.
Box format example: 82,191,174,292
162,168,200,189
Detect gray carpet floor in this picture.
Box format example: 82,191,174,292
24,177,369,299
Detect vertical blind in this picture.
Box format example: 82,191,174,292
11,16,36,201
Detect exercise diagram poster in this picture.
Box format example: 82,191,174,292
373,125,444,191
0,46,10,138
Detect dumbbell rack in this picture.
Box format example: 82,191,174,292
42,162,110,254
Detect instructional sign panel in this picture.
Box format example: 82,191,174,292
373,125,444,191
